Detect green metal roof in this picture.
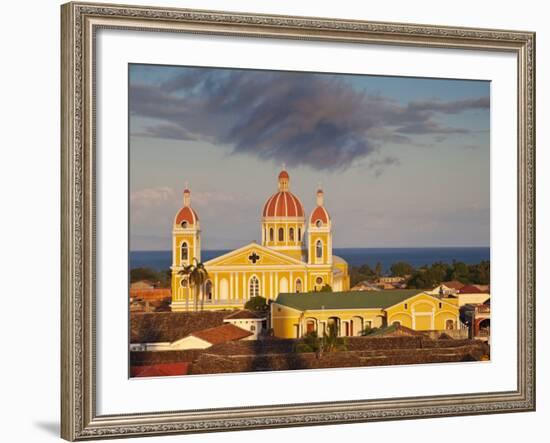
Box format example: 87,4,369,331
274,290,423,311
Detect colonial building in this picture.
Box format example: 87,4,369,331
170,170,350,311
270,290,461,339
223,309,267,340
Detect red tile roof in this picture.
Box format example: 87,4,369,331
310,205,330,225
442,280,465,290
262,191,305,217
131,362,189,377
278,170,289,179
459,284,483,294
190,323,253,345
175,206,199,225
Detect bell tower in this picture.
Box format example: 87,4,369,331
171,187,201,311
308,187,332,266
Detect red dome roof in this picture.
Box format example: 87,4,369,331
263,191,305,218
278,170,289,180
175,206,199,225
310,206,330,225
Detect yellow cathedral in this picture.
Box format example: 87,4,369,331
170,169,351,311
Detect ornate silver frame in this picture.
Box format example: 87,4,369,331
61,2,536,440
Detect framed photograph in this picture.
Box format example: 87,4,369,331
61,1,536,440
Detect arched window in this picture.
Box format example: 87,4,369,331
181,221,188,228
181,242,188,261
295,278,302,293
298,227,302,242
205,280,213,301
249,276,260,298
316,240,323,258
180,278,188,288
289,227,295,241
316,219,322,228
269,228,274,242
278,227,284,242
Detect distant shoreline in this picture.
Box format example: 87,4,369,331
130,246,490,272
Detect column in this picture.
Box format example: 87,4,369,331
289,271,294,292
214,273,219,303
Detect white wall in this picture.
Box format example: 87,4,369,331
0,1,547,442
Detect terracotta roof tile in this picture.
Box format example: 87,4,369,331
131,362,189,377
175,206,199,225
310,206,330,224
442,280,465,290
459,284,483,294
191,323,252,345
262,191,305,217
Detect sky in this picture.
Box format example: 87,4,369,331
129,64,490,251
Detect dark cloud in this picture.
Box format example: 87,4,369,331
367,156,401,178
130,68,488,171
406,97,490,114
396,121,470,135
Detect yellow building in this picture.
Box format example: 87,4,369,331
171,170,350,311
270,290,460,338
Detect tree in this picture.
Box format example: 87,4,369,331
319,284,332,292
244,296,269,313
321,323,347,354
374,262,383,277
390,261,414,277
361,324,379,336
178,258,209,311
129,267,171,287
130,267,159,284
295,324,346,358
450,261,470,283
349,264,376,287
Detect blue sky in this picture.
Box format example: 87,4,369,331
129,64,490,250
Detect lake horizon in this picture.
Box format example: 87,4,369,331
130,246,490,273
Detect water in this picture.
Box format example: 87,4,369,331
130,247,489,272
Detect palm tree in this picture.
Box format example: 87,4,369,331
178,258,209,311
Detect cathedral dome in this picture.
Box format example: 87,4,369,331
175,206,199,226
309,188,330,225
262,170,305,218
263,191,305,217
310,206,330,225
174,188,199,226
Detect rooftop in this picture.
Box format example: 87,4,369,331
130,362,189,377
224,309,266,320
442,280,465,290
274,289,423,311
190,323,253,345
131,311,228,343
459,284,484,294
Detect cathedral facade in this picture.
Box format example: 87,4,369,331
170,170,350,311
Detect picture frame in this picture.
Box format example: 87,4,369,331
61,1,536,440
